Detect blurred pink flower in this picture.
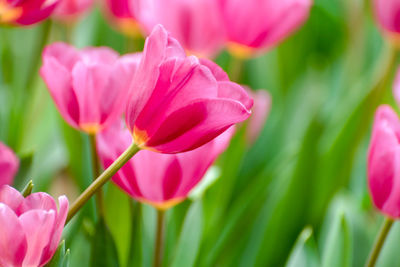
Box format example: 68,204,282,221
218,0,312,58
125,25,253,153
0,0,60,25
40,42,140,134
97,121,233,209
0,185,68,267
104,0,142,36
52,0,93,21
138,0,226,58
373,0,400,41
368,105,400,218
246,89,271,145
0,142,19,187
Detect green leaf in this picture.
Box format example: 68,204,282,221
20,180,33,197
170,201,203,267
46,240,70,267
285,227,319,267
90,218,120,267
321,212,352,267
104,183,133,267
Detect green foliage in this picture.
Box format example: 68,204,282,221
46,240,70,267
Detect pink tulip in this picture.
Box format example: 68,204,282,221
373,0,400,40
138,0,226,58
104,0,142,36
125,25,252,153
52,0,93,21
368,105,400,218
97,121,232,209
0,142,19,187
217,0,312,58
0,185,68,267
0,0,60,25
40,42,140,134
246,89,271,144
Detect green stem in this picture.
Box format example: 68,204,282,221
66,143,140,224
365,217,394,267
229,56,244,83
88,133,105,218
153,209,165,267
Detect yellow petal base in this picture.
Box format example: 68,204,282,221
227,42,256,59
0,1,22,23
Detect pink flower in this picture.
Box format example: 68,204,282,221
217,0,312,58
0,142,19,187
52,0,93,21
0,0,60,25
368,105,400,218
138,0,226,58
97,121,233,209
104,0,142,36
0,185,68,267
373,0,400,40
125,25,252,153
245,89,271,145
40,42,140,134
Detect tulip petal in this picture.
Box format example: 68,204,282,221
199,58,229,81
18,192,57,215
134,57,218,138
126,24,185,131
146,98,251,153
20,210,56,267
40,196,68,266
217,81,253,110
0,203,27,267
0,185,24,213
40,57,80,128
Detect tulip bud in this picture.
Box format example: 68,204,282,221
125,25,252,153
0,185,68,266
368,105,400,218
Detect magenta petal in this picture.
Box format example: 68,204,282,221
0,203,27,267
40,57,80,128
217,81,253,110
19,210,56,267
134,57,218,136
71,62,113,126
42,42,80,71
126,25,186,131
200,58,229,81
40,196,68,266
173,127,233,198
0,143,19,187
0,185,24,213
147,98,251,153
133,152,182,202
18,192,57,215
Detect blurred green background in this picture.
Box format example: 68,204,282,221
1,0,399,266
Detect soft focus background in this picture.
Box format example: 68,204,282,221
1,0,399,266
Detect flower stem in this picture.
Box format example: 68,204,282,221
365,217,394,267
153,209,165,267
229,56,244,83
66,143,140,224
88,133,105,218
